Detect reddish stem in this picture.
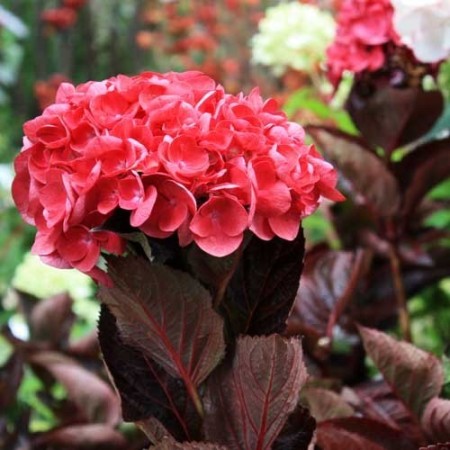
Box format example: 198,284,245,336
388,246,412,342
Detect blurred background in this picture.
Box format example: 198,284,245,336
0,1,449,448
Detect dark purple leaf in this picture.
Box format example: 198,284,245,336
14,289,75,347
99,255,225,404
98,305,200,442
317,433,384,449
32,424,127,449
186,244,241,306
419,444,450,450
15,289,39,322
204,335,307,450
136,417,172,444
304,388,354,421
317,417,416,450
68,330,100,359
307,126,400,217
150,438,228,449
422,398,450,443
288,249,364,340
358,230,434,266
353,381,426,446
0,353,24,410
0,410,31,450
346,84,444,154
316,424,384,450
30,293,75,346
220,232,305,337
395,137,450,220
353,252,450,329
271,405,315,450
359,326,444,418
29,351,120,425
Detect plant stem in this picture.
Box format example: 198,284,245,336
389,246,412,342
187,383,204,419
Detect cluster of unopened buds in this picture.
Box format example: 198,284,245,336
13,71,343,282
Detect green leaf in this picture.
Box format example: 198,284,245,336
283,88,357,134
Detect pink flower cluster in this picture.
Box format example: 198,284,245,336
326,0,400,86
13,71,342,282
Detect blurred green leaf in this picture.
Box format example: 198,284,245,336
442,356,450,399
16,368,58,432
284,88,357,134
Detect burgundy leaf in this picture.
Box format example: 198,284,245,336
316,417,416,450
288,249,363,340
221,232,305,337
30,293,75,346
0,353,23,410
32,424,127,450
99,255,225,402
271,405,316,450
353,381,426,446
307,126,400,217
29,351,120,425
422,398,450,443
186,243,241,304
304,388,354,421
346,84,444,155
150,438,228,449
68,330,99,359
316,424,384,450
395,137,450,220
15,289,40,323
204,335,308,450
98,305,201,441
353,252,450,328
358,326,444,418
0,409,30,450
137,417,173,445
419,444,450,450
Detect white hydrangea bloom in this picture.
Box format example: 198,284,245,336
251,2,336,76
392,0,450,63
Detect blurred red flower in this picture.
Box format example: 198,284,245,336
41,7,77,30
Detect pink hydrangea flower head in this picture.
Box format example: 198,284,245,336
326,0,401,86
12,71,343,282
